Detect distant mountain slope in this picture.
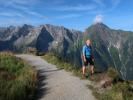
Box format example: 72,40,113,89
0,24,82,53
0,24,83,66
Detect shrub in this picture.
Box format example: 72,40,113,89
107,67,119,80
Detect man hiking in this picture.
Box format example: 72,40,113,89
82,39,94,78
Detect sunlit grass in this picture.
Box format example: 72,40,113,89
0,52,37,100
43,53,83,78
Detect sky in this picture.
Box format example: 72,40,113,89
0,0,133,31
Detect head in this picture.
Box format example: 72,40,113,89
86,39,92,46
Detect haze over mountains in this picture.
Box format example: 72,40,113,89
0,23,133,80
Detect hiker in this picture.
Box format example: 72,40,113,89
81,39,94,78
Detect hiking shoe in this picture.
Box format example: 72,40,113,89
82,74,86,79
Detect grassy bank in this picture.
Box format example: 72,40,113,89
43,53,83,78
92,81,133,100
0,52,37,100
91,68,133,100
43,52,133,100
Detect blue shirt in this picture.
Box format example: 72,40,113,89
82,45,92,58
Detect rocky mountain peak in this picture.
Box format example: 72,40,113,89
88,23,109,31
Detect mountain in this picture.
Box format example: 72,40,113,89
84,23,133,80
0,24,82,65
0,23,133,80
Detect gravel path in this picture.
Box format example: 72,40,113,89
16,54,96,100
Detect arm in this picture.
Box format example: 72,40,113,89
82,46,86,62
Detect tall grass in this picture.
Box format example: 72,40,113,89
0,52,37,100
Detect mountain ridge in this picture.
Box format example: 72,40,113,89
0,23,133,80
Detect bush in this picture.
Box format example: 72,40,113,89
107,67,119,80
0,52,37,100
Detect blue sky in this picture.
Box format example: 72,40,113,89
0,0,133,31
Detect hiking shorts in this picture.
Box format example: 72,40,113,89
82,57,94,67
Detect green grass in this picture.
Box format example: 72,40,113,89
99,82,133,100
43,53,83,78
91,68,133,100
0,52,37,100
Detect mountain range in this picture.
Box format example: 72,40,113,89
0,23,132,80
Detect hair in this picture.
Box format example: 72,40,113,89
85,39,92,46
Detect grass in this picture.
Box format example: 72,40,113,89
90,68,133,100
99,82,133,100
0,52,37,100
43,52,83,78
43,52,133,100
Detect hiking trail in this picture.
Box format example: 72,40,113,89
16,54,96,100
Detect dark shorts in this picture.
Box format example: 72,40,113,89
82,57,94,67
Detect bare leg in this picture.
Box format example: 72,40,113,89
82,66,86,76
90,65,94,75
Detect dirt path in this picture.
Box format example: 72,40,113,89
16,54,96,100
